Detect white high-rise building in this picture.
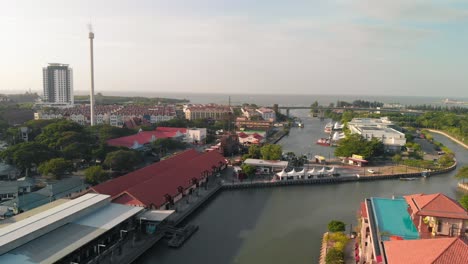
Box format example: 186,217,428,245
42,63,74,105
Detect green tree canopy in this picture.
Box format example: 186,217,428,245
103,150,141,172
325,248,344,264
328,220,346,232
455,166,468,183
84,165,109,184
38,158,74,179
260,144,282,160
392,154,402,163
152,138,186,151
0,142,55,172
459,195,468,210
334,134,384,160
248,145,261,159
241,164,256,177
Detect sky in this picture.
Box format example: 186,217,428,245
1,0,468,97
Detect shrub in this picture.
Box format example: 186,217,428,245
328,220,346,232
325,248,344,264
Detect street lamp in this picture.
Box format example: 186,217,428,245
120,229,128,238
97,244,106,255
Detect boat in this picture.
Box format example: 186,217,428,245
399,177,418,181
316,138,331,146
324,122,333,133
168,225,199,248
333,122,344,130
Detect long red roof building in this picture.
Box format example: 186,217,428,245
90,149,227,209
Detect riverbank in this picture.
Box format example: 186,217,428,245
427,129,468,149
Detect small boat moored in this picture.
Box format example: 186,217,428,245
316,138,331,146
399,177,418,181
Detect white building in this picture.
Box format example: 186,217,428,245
348,117,406,152
256,107,276,122
186,128,207,144
42,63,73,105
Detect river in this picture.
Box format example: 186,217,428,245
137,110,467,264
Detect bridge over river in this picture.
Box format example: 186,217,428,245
276,105,425,116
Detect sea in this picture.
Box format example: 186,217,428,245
84,91,468,107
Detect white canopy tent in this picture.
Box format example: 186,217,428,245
307,168,315,175
327,167,335,173
317,167,326,174
276,169,288,180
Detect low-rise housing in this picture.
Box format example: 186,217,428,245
256,107,276,122
237,132,265,145
183,104,232,120
359,193,468,264
235,119,273,131
106,127,207,149
34,104,176,127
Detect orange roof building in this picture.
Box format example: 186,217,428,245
358,193,468,264
383,237,468,264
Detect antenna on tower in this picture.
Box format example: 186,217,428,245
88,23,96,126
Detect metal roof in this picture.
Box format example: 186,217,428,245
139,210,175,222
0,203,143,263
0,193,110,255
244,159,289,168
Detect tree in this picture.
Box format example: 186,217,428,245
103,150,141,172
328,220,346,232
459,195,468,210
438,154,454,167
248,145,261,159
38,158,74,179
392,154,402,163
85,165,109,184
153,138,186,151
455,166,468,183
334,134,383,160
0,142,55,173
241,164,256,177
325,248,344,264
260,144,282,160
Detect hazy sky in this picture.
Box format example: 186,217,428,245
1,0,468,97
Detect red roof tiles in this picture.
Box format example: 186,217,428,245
384,237,468,264
404,193,468,220
90,149,227,208
106,127,187,148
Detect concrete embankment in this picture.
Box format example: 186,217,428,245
319,232,328,264
221,161,457,190
427,129,468,150
458,183,468,192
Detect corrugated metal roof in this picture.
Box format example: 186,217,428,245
0,203,143,264
0,193,110,255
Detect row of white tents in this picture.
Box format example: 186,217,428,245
276,167,335,180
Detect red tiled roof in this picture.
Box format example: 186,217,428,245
91,149,227,208
106,127,187,148
91,149,200,196
404,193,468,220
383,237,468,264
237,132,248,138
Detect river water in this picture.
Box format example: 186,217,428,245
137,110,467,264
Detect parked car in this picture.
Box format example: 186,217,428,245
367,169,376,174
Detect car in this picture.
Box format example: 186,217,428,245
367,169,376,174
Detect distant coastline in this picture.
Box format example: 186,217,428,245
71,91,468,107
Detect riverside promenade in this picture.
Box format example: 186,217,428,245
427,129,468,149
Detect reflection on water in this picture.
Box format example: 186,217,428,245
137,110,467,264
